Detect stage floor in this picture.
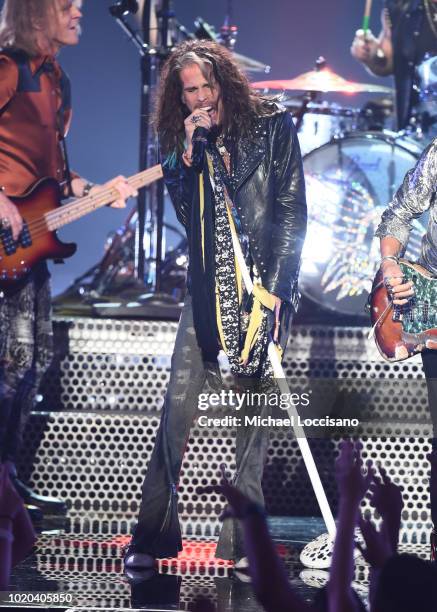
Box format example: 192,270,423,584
5,515,429,611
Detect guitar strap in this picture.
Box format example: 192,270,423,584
59,130,74,199
53,61,74,198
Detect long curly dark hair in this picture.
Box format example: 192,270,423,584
155,39,274,155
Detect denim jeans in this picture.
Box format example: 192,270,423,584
131,294,286,559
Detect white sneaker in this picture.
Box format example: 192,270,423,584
234,557,251,583
234,556,249,569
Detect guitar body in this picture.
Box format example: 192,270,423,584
0,164,163,289
0,178,76,288
370,260,437,361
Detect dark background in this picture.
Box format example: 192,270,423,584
1,0,388,295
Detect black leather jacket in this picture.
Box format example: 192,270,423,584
162,108,307,310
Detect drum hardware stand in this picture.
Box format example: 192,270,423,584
107,0,178,303
136,0,175,293
109,1,148,55
294,57,327,132
218,0,238,49
294,92,316,132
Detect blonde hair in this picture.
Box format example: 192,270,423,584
0,0,58,56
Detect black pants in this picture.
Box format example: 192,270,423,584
131,295,283,559
421,349,437,526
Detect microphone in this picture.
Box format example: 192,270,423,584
109,0,138,17
191,126,209,173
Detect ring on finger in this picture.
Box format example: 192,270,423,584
191,115,200,124
0,217,10,229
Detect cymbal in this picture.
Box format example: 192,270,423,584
252,67,393,94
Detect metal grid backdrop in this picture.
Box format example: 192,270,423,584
22,317,433,542
39,319,426,413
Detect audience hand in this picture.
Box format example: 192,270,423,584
369,466,403,516
357,515,392,570
335,440,373,506
198,465,263,521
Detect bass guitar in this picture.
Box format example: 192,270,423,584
369,259,437,361
0,165,163,289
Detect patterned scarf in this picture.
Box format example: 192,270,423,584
190,141,277,380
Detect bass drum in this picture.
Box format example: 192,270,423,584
300,131,426,317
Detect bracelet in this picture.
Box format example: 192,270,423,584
0,527,13,543
381,255,399,265
82,182,95,197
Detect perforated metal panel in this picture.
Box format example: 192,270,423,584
40,320,425,413
26,525,431,611
27,317,435,543
32,526,302,611
17,412,433,542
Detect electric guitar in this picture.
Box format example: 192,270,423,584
0,165,163,289
370,259,437,361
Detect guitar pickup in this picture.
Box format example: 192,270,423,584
393,305,402,321
0,221,32,255
0,227,17,255
20,221,32,248
423,301,429,324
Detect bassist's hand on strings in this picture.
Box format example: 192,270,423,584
381,259,414,305
82,175,138,209
0,191,23,241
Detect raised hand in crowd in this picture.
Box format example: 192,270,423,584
327,440,372,612
202,469,311,612
335,439,373,506
368,465,403,555
357,515,392,571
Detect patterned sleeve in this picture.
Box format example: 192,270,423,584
0,54,18,112
375,140,437,248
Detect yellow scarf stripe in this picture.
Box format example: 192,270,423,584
199,173,205,267
225,200,276,365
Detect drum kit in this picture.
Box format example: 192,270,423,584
252,57,429,318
